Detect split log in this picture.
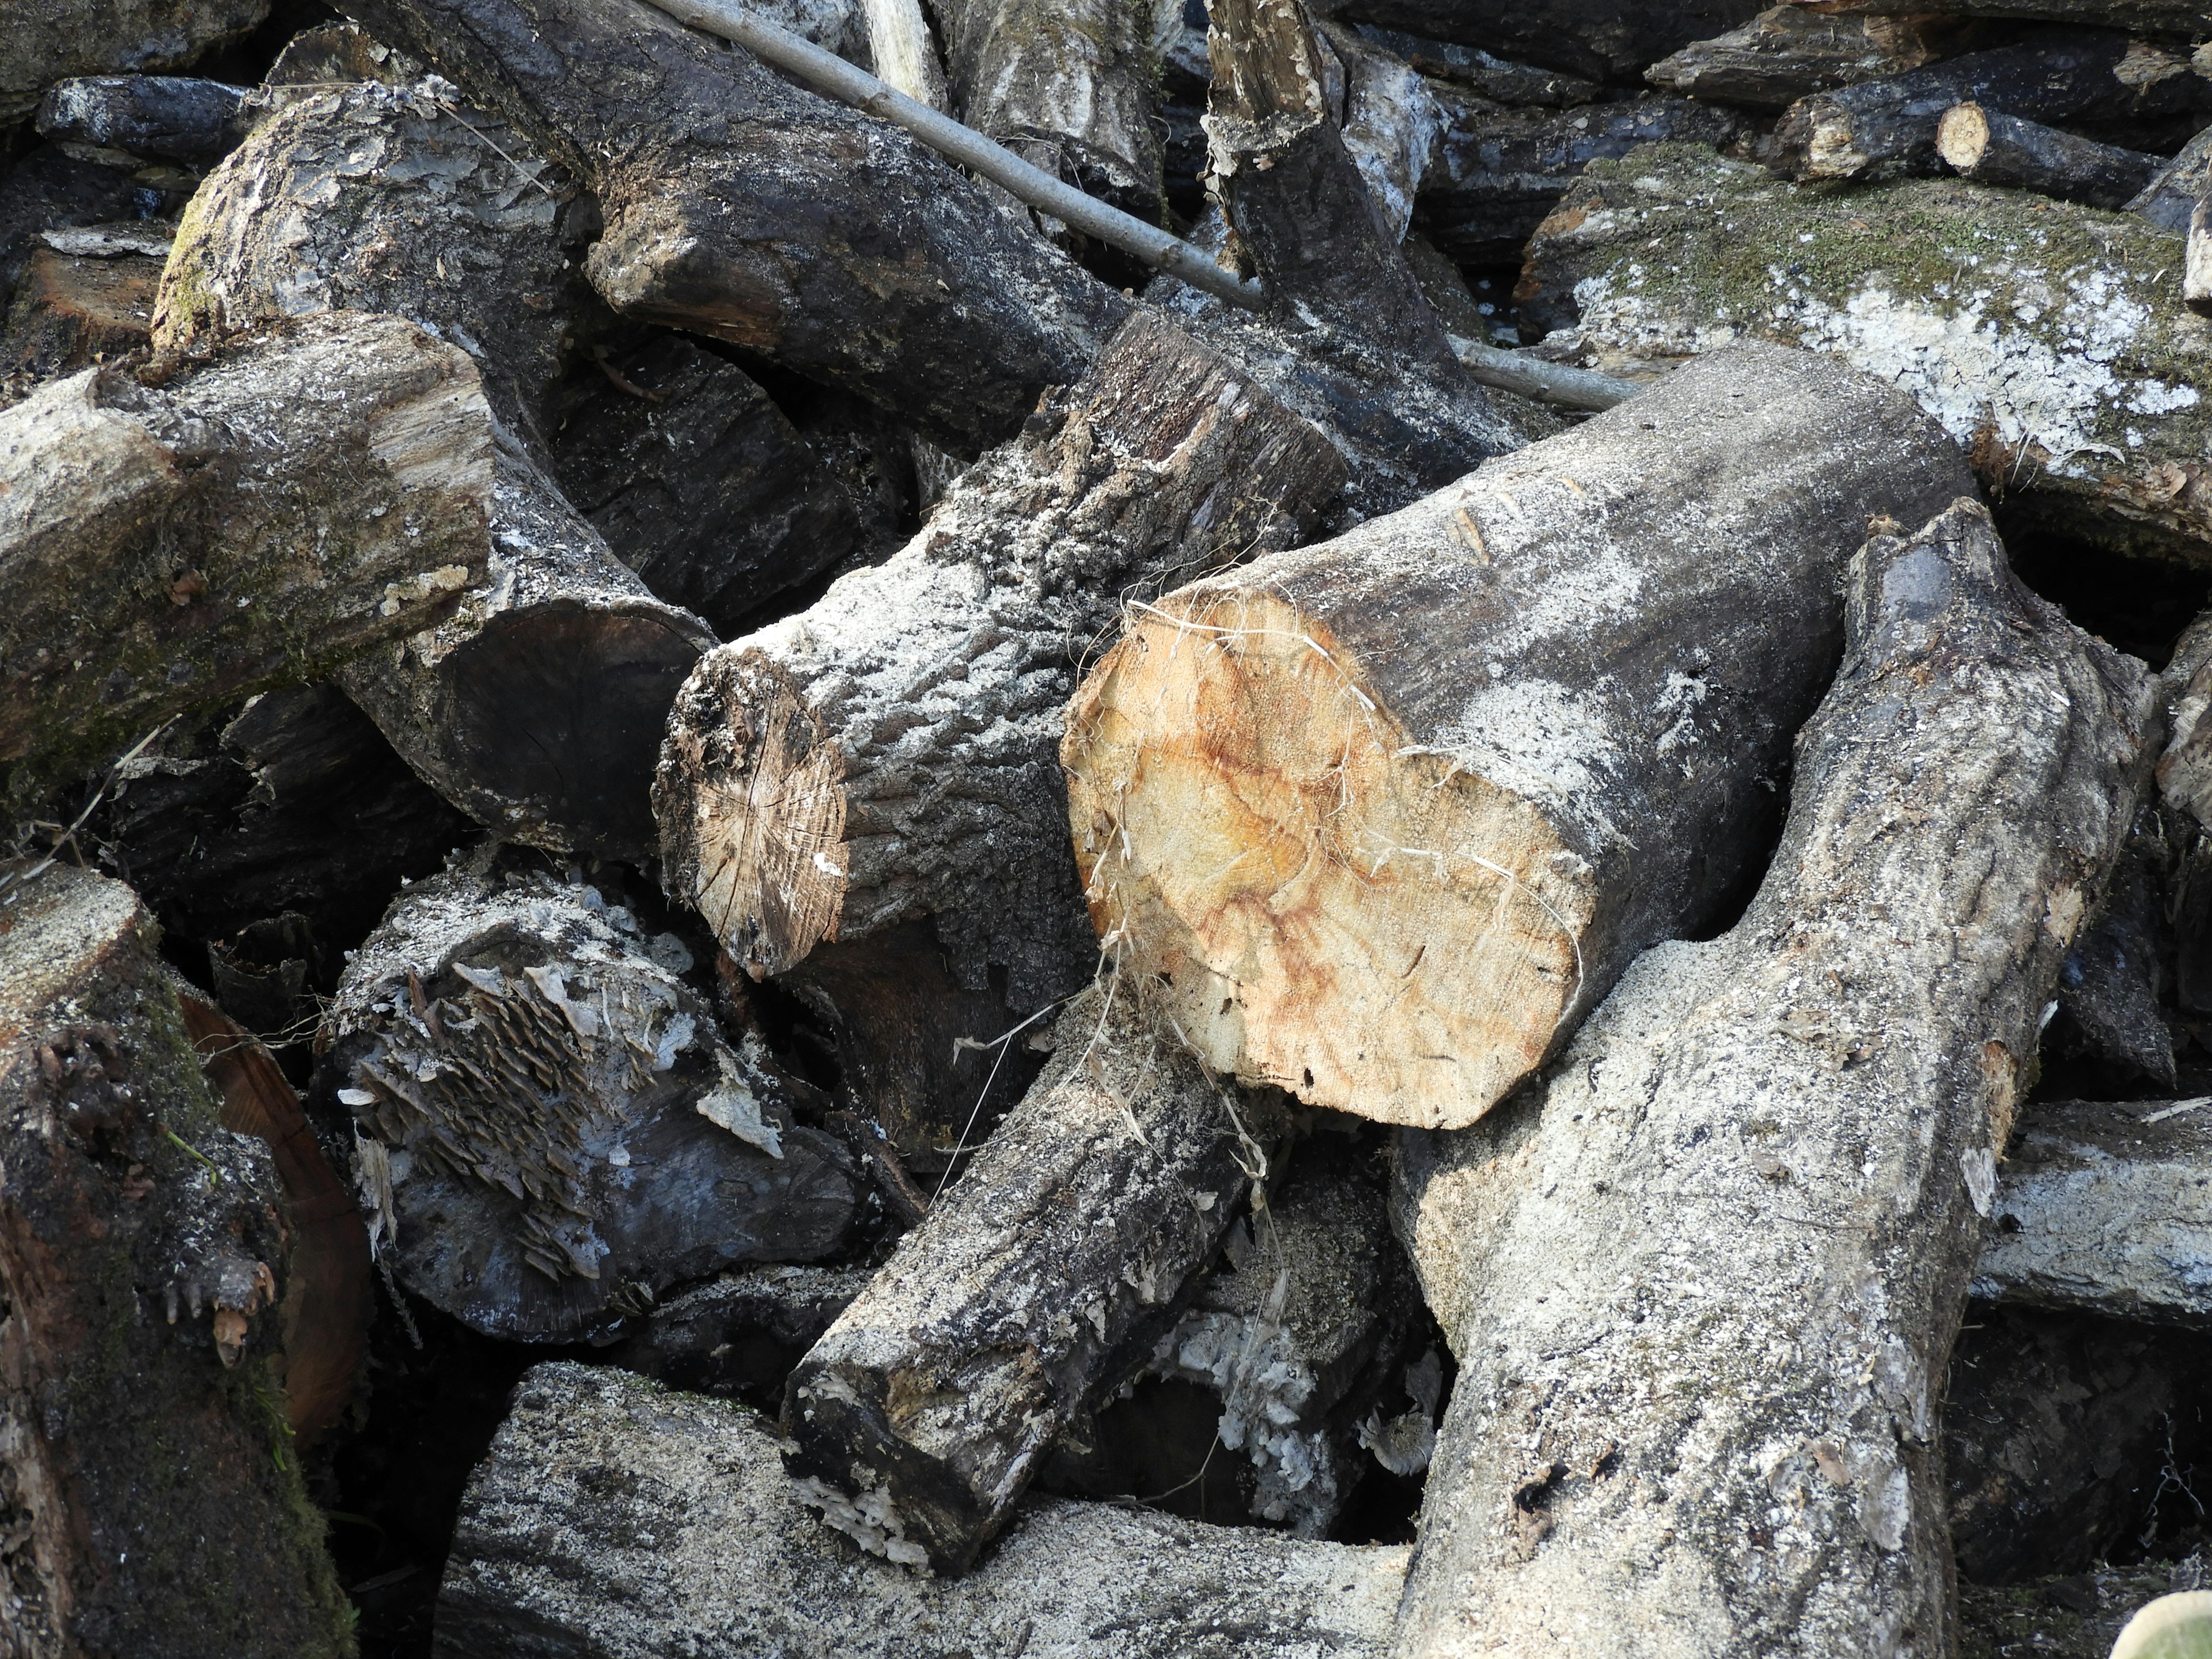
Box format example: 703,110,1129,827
1783,0,2212,36
0,312,491,782
340,0,1131,451
0,862,351,1659
1346,25,1601,108
2127,122,2212,232
1388,501,2156,1659
1416,88,1740,264
1646,6,1988,109
1319,0,1767,86
1945,1307,2212,1581
0,239,162,378
1936,102,2158,207
548,334,868,636
781,982,1290,1574
440,1361,1410,1657
1518,143,2212,566
2,0,266,130
1063,344,1974,1131
608,1262,871,1400
654,308,1343,1006
316,862,859,1343
1973,1098,2212,1326
861,0,950,107
34,75,251,168
0,145,139,310
929,0,1166,223
1319,22,1444,244
1774,32,2211,183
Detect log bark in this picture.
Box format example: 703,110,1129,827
1063,343,1975,1132
0,862,351,1659
34,75,251,168
1936,102,2158,208
1315,22,1444,244
2,0,265,130
439,1360,1411,1657
0,312,492,783
339,0,1132,450
1774,32,2211,183
314,862,862,1343
1973,1098,2212,1327
2127,121,2212,232
0,240,162,380
1786,0,2212,36
781,981,1290,1574
1319,0,1767,86
607,1261,872,1400
1387,499,2157,1659
1346,25,1601,108
1416,88,1739,264
1645,6,1989,110
654,308,1343,1007
1518,142,2212,567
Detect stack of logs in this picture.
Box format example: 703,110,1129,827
3,0,2212,1654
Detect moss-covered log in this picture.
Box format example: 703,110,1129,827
1520,142,2212,565
0,862,350,1659
0,311,491,785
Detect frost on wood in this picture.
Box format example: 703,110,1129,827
315,862,859,1342
1389,501,2156,1659
1063,343,1974,1131
1520,142,2212,564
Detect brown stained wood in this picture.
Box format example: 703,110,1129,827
1064,343,1974,1132
655,308,1344,1010
0,244,160,378
0,146,139,315
1936,101,2159,208
0,862,351,1659
1388,499,2158,1659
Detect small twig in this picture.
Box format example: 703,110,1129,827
163,1126,224,1183
592,344,665,403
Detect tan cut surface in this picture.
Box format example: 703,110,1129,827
1063,592,1593,1130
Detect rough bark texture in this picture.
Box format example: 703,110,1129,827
655,309,1343,1008
2,0,267,129
1312,22,1443,245
0,312,493,783
438,1360,1411,1657
313,862,861,1343
1321,0,1767,85
1387,499,2157,1659
1520,143,2212,566
1341,26,1599,108
1645,7,1989,109
607,1262,872,1400
1973,1098,2212,1326
1774,32,2211,183
2128,121,2212,232
1936,103,2159,208
930,0,1168,223
0,241,162,380
34,75,252,168
1064,344,1975,1132
0,862,351,1659
782,982,1289,1574
339,0,1133,451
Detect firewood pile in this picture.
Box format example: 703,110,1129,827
7,0,2212,1653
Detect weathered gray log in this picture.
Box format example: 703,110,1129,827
1518,143,2212,566
607,1262,872,1399
1646,6,1987,109
0,236,162,379
1937,101,2159,207
549,333,868,636
2188,197,2212,315
1388,499,2156,1659
1974,1098,2212,1326
315,862,861,1343
1784,0,2212,35
1416,86,1739,264
1774,32,2210,183
1319,0,1767,86
1347,25,1600,107
0,312,491,783
2128,122,2212,232
340,0,1131,450
654,308,1342,1007
0,862,351,1659
1063,344,1975,1132
2,0,266,130
782,982,1290,1574
34,75,251,167
440,1361,1410,1657
929,0,1166,223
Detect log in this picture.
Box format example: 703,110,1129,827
861,0,950,107
0,144,140,312
1646,6,1988,110
1973,1098,2212,1327
440,1360,1411,1657
1320,22,1445,245
1785,0,2212,35
1319,0,1768,86
2,0,266,130
654,308,1343,1007
1518,143,2212,567
34,75,252,167
1346,25,1601,108
2188,197,2212,316
2128,122,2212,232
0,312,492,783
1387,499,2156,1658
0,862,351,1659
339,0,1133,450
1936,101,2159,207
0,239,162,379
261,19,423,90
314,862,863,1343
607,1261,871,1400
1774,32,2212,183
1063,344,1975,1131
1416,87,1740,264
781,981,1291,1574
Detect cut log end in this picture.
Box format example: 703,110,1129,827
1064,589,1591,1131
1935,101,1990,172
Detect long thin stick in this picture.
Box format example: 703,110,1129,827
1445,333,1641,412
641,0,1269,310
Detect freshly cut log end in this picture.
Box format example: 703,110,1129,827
1935,100,1990,171
1066,342,1976,1131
